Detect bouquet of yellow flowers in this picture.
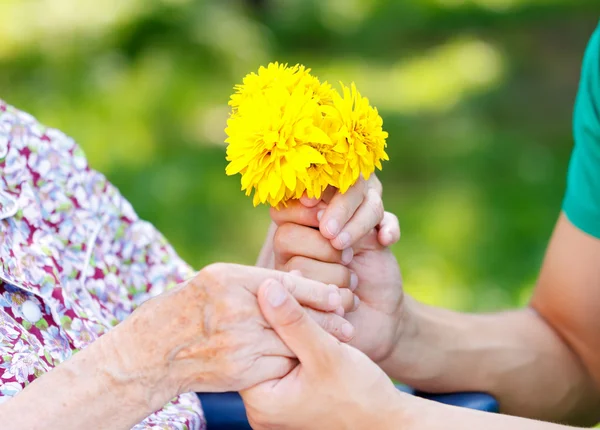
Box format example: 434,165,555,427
225,62,388,207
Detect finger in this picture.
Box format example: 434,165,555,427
206,264,346,312
339,288,356,314
273,224,348,267
284,257,358,316
283,257,355,291
239,361,301,404
270,200,325,228
256,328,296,358
280,272,355,314
318,186,337,204
280,273,345,313
299,193,321,208
366,173,383,196
318,178,367,240
352,228,381,251
377,211,401,246
304,308,355,342
237,356,297,392
330,188,384,250
257,279,343,367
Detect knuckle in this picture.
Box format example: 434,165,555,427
196,263,227,287
200,262,226,277
284,256,307,272
280,304,307,328
326,285,341,305
306,308,324,326
310,288,325,308
335,201,351,217
280,272,298,296
269,206,284,224
358,176,368,194
367,189,384,222
368,174,382,194
273,224,295,253
355,174,366,189
320,314,335,333
311,283,331,308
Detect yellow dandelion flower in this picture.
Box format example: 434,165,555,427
230,62,312,112
301,74,336,106
225,73,332,207
324,82,389,193
225,63,388,207
301,110,346,199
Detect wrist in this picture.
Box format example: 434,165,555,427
377,296,446,386
0,332,169,430
373,390,422,430
109,276,227,398
377,294,418,366
102,319,175,413
395,394,450,430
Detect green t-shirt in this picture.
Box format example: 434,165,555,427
563,23,600,238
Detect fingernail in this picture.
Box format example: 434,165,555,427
326,219,339,236
329,292,341,309
266,280,286,307
382,228,393,244
352,295,361,311
337,232,351,248
317,210,324,222
341,247,353,265
350,272,358,291
341,323,354,339
302,196,319,207
335,306,345,317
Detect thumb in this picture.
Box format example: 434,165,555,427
377,211,401,247
258,279,342,368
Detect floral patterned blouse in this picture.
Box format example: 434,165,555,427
0,100,206,429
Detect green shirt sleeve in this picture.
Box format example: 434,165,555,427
563,23,600,238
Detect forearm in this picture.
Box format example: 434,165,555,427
0,329,160,429
380,297,599,424
399,394,581,430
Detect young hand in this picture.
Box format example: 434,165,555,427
241,279,406,430
257,174,399,268
271,218,404,361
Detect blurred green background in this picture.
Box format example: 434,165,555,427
1,0,598,312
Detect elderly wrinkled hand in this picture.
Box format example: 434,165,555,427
105,263,356,411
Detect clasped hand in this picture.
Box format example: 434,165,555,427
244,175,409,429
105,264,355,412
262,174,405,361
